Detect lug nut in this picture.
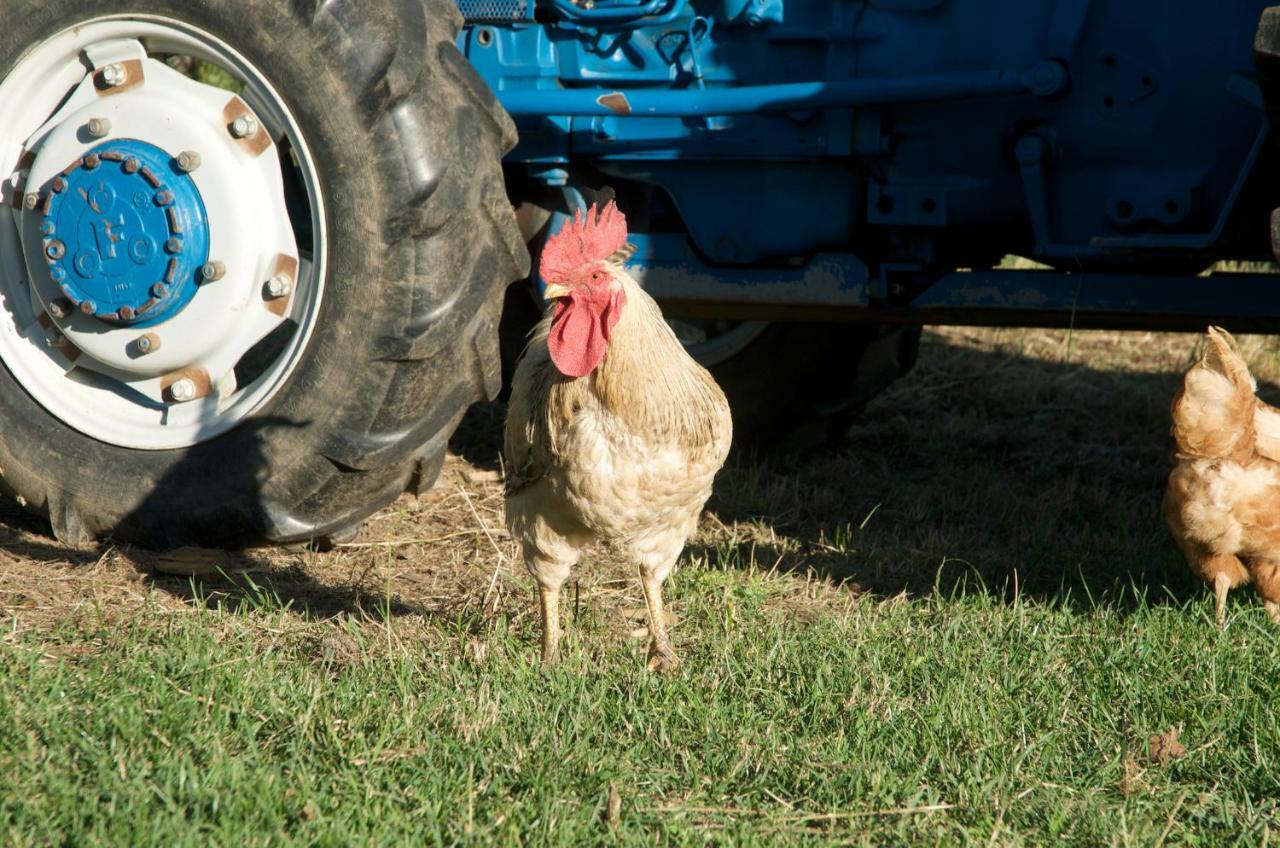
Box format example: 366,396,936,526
38,220,54,237
265,274,292,298
86,117,111,138
169,378,196,402
164,238,182,255
135,333,161,355
79,300,96,316
46,299,69,319
45,240,65,260
154,190,174,206
230,115,258,139
123,157,139,174
100,63,127,88
200,261,226,283
117,306,135,321
176,151,202,173
151,283,168,299
22,193,37,211
84,153,101,170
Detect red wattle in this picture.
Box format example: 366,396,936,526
547,289,626,378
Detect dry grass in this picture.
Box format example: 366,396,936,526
4,324,1275,640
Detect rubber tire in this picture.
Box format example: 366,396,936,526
0,0,528,548
709,323,921,449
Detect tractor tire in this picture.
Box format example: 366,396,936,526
707,322,921,449
0,0,527,548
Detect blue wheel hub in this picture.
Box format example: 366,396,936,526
41,139,209,326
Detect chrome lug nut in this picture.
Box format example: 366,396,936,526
169,378,196,402
230,115,258,139
135,333,161,355
200,261,226,283
264,276,292,299
86,117,112,138
176,151,202,173
100,63,127,88
46,299,69,319
265,274,292,298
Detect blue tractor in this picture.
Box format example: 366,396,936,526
0,0,1275,547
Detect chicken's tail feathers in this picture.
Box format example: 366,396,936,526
1203,326,1254,391
1171,326,1258,458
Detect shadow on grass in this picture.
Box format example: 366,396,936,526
458,327,1263,612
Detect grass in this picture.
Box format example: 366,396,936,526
3,326,1280,845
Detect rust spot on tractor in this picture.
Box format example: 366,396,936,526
94,60,145,97
264,253,299,317
222,97,272,157
596,92,632,115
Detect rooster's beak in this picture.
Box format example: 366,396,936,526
543,282,571,300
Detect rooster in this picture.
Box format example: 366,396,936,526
1165,327,1280,626
504,196,732,670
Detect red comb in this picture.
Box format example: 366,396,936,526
540,200,628,285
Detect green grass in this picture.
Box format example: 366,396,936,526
2,571,1279,845
4,326,1280,845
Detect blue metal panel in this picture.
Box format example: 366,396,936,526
458,0,1279,318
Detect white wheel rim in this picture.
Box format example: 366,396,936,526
0,16,327,449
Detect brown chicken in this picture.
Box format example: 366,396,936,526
1165,327,1280,626
504,197,732,670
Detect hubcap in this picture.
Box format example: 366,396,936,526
0,18,326,449
40,139,210,326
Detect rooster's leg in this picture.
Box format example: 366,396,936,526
1214,572,1231,629
639,567,678,673
1266,601,1280,624
538,583,562,667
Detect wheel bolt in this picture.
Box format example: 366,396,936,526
151,283,168,299
86,117,111,138
164,238,182,255
135,333,161,355
200,261,226,283
22,193,37,211
265,274,292,298
84,153,100,170
230,115,258,139
45,240,65,260
176,151,202,173
47,299,69,319
123,157,139,174
100,63,127,88
169,378,196,402
154,190,174,206
79,300,96,316
38,220,55,237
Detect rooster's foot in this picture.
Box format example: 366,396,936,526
646,642,680,674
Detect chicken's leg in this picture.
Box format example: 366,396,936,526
1214,572,1231,629
639,566,678,673
1247,560,1280,625
538,583,562,667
